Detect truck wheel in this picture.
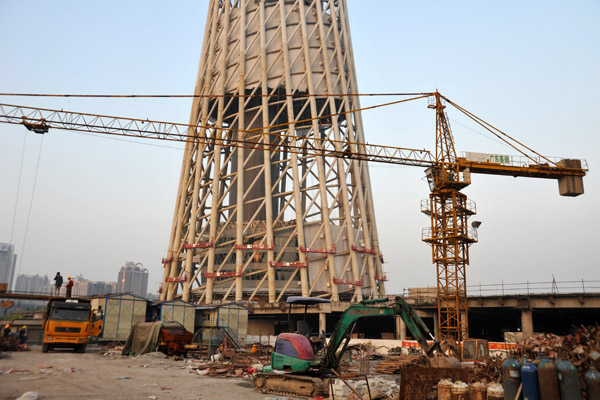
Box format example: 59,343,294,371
42,343,49,353
79,344,87,353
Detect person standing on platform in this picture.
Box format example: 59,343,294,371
53,272,63,296
65,276,74,298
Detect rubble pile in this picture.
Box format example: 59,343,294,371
514,325,600,371
470,354,504,383
374,354,429,374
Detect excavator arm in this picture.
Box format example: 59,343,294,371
320,297,441,372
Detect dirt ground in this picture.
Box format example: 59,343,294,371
0,345,280,400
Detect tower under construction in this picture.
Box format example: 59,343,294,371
161,0,386,304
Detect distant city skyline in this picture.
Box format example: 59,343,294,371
0,242,17,290
14,272,117,297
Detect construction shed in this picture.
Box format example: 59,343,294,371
90,293,148,342
197,303,248,346
155,299,196,333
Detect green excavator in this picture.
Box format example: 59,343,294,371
255,296,443,397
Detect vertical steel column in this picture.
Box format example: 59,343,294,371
277,0,309,297
234,0,248,303
205,1,232,304
337,0,384,297
298,0,338,302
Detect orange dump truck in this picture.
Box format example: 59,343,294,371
42,298,103,353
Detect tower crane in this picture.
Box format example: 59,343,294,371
0,93,587,341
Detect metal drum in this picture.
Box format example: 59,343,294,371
451,381,470,400
521,361,541,400
504,356,522,400
487,383,504,400
584,367,600,400
538,358,560,400
469,382,486,400
557,359,582,400
438,379,454,400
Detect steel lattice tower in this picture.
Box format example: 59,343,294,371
161,0,385,304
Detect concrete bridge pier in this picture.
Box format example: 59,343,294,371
521,308,534,338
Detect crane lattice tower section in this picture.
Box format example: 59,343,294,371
162,0,386,304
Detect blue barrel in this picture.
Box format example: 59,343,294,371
504,356,522,400
522,361,541,400
585,367,600,400
557,359,582,400
538,358,560,400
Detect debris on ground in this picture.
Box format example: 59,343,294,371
15,392,39,400
0,336,30,352
330,376,399,399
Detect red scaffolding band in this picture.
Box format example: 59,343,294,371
233,243,274,250
299,244,337,254
165,276,186,283
333,277,364,286
184,241,214,249
375,274,388,282
351,245,375,254
204,271,242,278
269,261,308,268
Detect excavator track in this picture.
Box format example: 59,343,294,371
254,373,324,398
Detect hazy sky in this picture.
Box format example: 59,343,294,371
1,1,598,296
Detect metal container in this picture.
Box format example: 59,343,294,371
538,358,560,400
521,361,541,400
584,367,600,400
451,381,470,400
470,382,486,400
557,359,582,400
438,379,454,400
504,356,522,400
487,383,504,400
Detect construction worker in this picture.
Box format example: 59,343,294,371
18,325,28,344
65,276,74,298
2,324,11,337
251,344,257,354
53,272,63,296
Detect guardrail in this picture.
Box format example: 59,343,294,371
404,279,600,300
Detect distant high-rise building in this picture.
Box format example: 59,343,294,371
85,280,116,296
117,262,148,298
14,274,49,294
0,243,17,290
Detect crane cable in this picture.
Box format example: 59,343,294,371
9,131,27,246
442,95,557,167
0,92,432,99
15,135,45,279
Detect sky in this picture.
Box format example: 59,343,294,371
0,1,598,296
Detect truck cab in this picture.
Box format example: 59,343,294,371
42,298,102,353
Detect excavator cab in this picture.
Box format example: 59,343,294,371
461,338,489,362
285,296,331,352
270,296,331,373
